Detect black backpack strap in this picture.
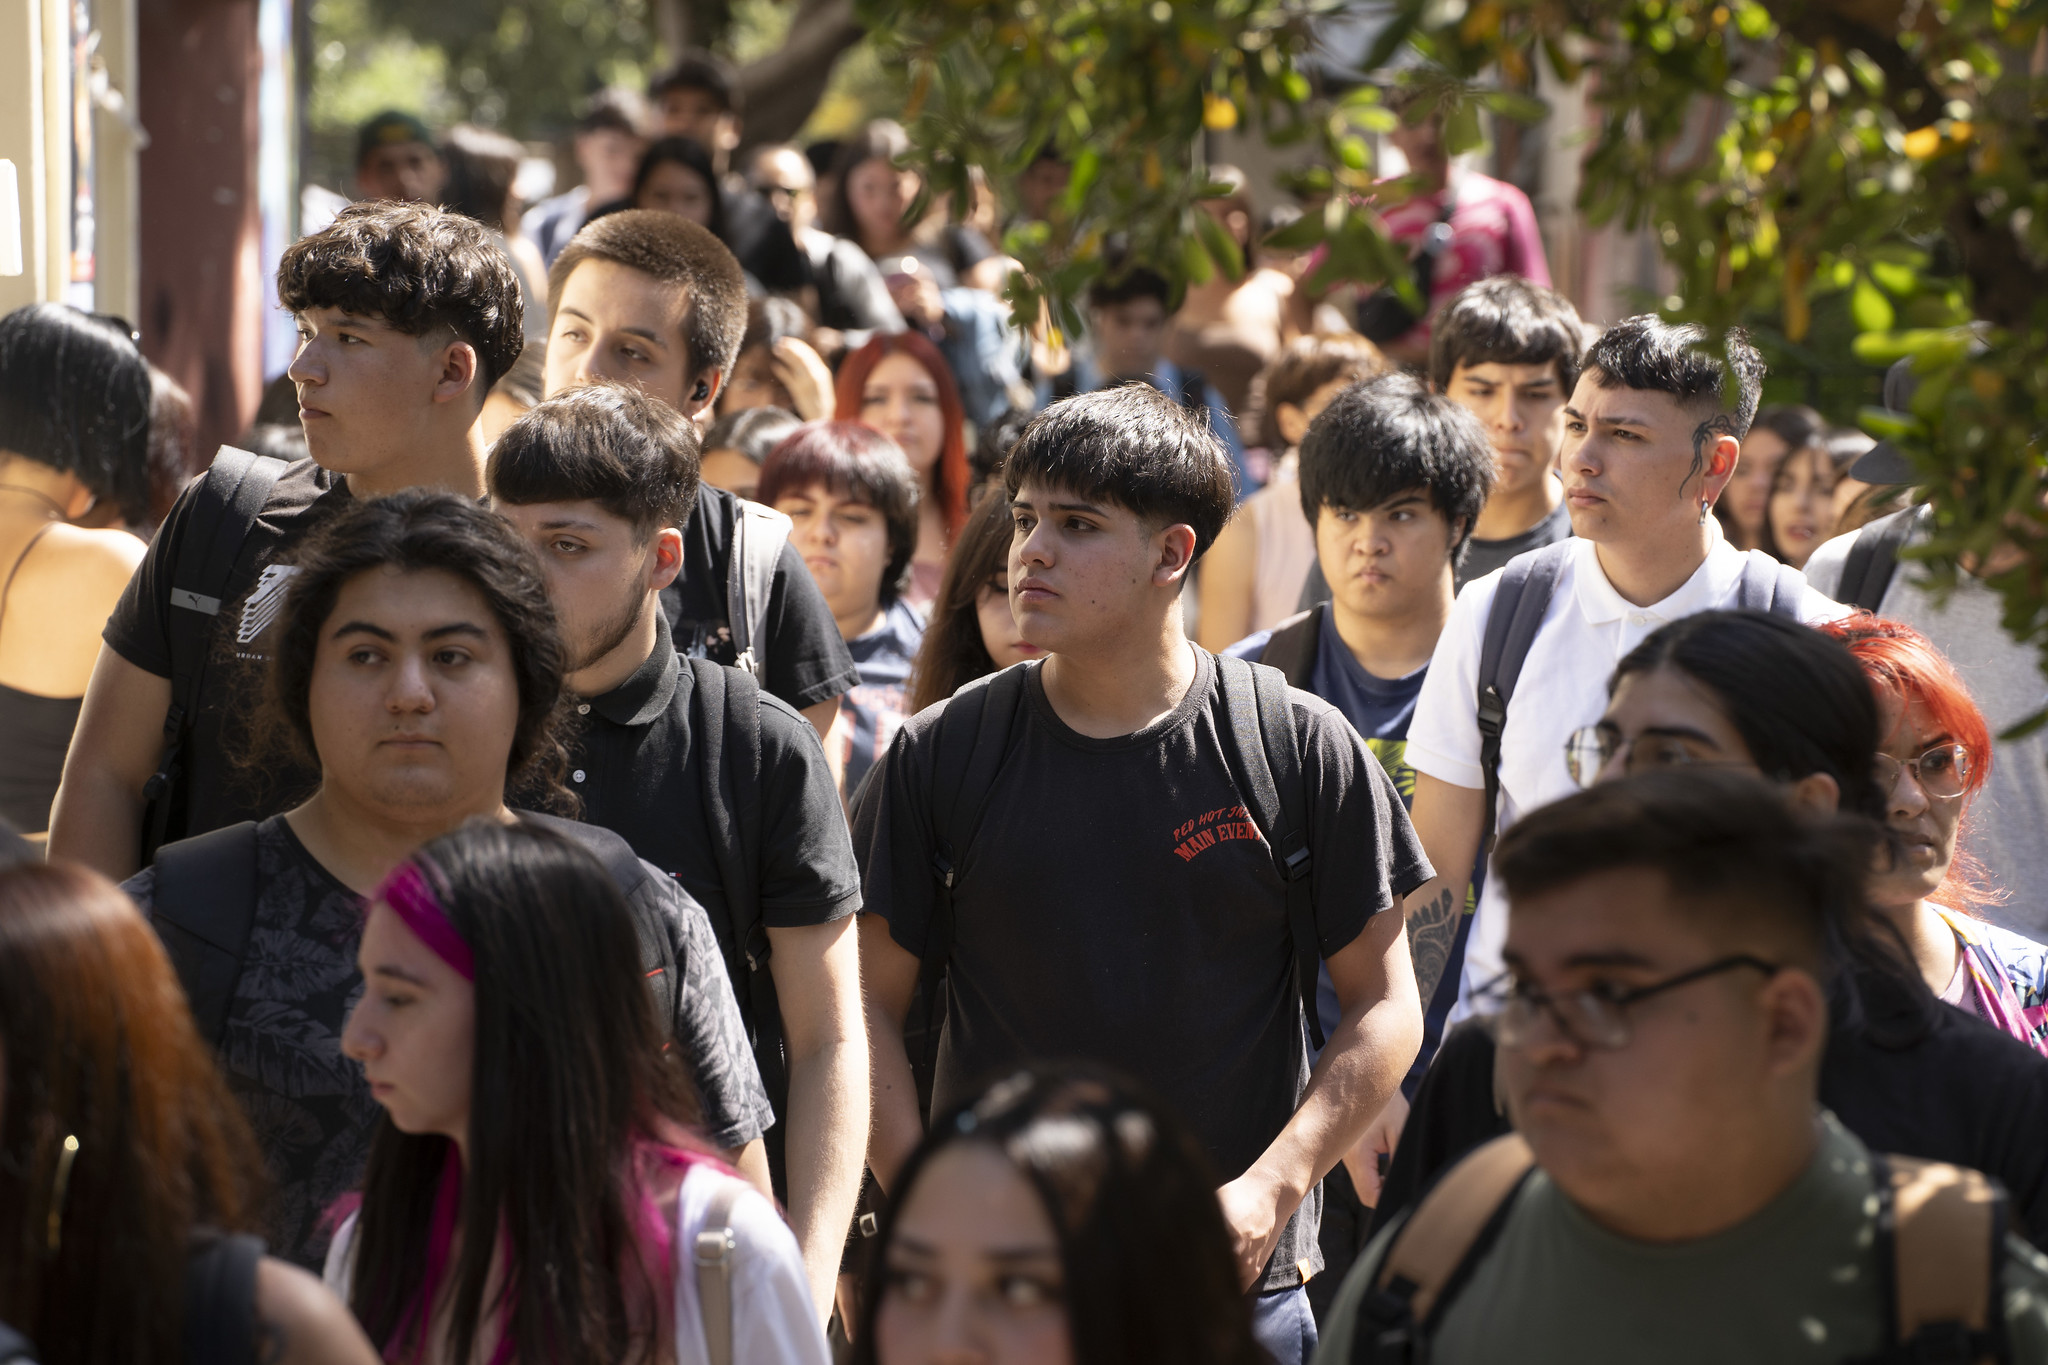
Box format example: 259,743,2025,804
1840,506,1927,614
1353,1133,1535,1364
150,822,263,1048
918,664,1031,1085
1214,653,1324,1050
1259,608,1322,691
1474,543,1571,857
183,1231,265,1365
143,448,286,860
1864,1153,2012,1365
1734,553,1817,618
530,814,683,1028
687,660,782,1101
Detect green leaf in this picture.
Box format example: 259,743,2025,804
1261,211,1328,251
1444,100,1485,155
1869,260,1918,296
1193,206,1246,282
1851,277,1896,332
1476,89,1549,123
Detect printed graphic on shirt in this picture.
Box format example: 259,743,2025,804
1170,804,1265,863
1367,736,1417,804
835,679,910,783
236,564,302,651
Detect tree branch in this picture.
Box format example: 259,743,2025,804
736,0,864,148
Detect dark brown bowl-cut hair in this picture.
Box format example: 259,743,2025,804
489,381,703,543
0,861,266,1364
277,200,527,393
757,420,923,604
548,209,748,398
908,487,1015,714
262,489,573,807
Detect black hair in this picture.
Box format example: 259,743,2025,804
0,304,151,516
489,382,701,543
1610,611,1885,820
1297,371,1494,562
970,405,1034,491
277,201,527,393
1581,315,1766,488
264,490,571,805
908,487,1014,713
1086,266,1173,312
141,361,199,529
821,120,914,240
648,49,740,113
348,820,707,1365
756,421,922,602
1495,769,1879,971
1428,275,1586,395
1749,403,1827,453
575,88,644,137
630,137,727,243
848,1065,1265,1365
1003,386,1236,560
549,209,748,393
701,406,801,469
440,124,526,232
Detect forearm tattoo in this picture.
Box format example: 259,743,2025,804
1407,885,1462,1008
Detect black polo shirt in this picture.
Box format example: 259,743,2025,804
563,614,862,983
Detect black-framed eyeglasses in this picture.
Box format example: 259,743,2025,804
1564,725,1751,790
1874,743,1973,801
1476,954,1782,1050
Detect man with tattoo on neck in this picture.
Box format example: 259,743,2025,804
1226,372,1494,1316
1400,317,1840,1061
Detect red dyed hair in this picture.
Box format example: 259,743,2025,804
1820,612,1999,909
834,331,970,539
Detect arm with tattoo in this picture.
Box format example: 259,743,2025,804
1402,774,1489,1009
1406,884,1463,1008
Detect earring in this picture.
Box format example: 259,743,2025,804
1699,497,1712,525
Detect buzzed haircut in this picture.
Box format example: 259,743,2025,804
487,382,701,542
1580,314,1766,442
1298,371,1495,563
649,50,739,112
1003,386,1236,560
1429,275,1587,395
1494,768,1878,972
548,209,748,391
278,201,526,393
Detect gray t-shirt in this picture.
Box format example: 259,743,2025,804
1805,512,2048,938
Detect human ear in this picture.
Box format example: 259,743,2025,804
434,341,480,406
1786,771,1841,816
686,366,725,418
647,527,685,592
1704,433,1742,496
1759,968,1828,1080
1156,523,1199,587
1274,402,1309,448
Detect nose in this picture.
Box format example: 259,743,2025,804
925,1290,988,1365
287,337,321,385
1888,763,1931,819
340,994,379,1062
387,653,436,714
1016,518,1054,569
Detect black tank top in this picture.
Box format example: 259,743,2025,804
0,521,76,833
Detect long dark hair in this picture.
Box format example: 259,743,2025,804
0,862,266,1364
0,303,152,516
630,137,727,243
907,488,1013,713
261,490,573,808
347,821,714,1365
1611,610,1884,819
850,1065,1264,1365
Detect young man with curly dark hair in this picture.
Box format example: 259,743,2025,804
51,201,526,877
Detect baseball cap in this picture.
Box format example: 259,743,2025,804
356,111,437,167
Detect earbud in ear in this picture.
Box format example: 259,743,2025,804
691,381,711,401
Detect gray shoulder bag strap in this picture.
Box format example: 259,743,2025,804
725,501,791,684
694,1178,747,1365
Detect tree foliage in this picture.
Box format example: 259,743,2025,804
868,0,2048,723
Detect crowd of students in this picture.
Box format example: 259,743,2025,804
1,45,2046,1365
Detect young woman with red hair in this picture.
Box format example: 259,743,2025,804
834,332,969,608
1823,614,2048,1054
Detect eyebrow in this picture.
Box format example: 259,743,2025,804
1012,498,1109,515
558,307,670,348
329,620,491,642
535,517,606,533
891,1233,1062,1262
1563,950,1660,970
1630,724,1726,747
369,963,433,986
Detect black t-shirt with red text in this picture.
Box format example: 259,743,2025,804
851,650,1432,1291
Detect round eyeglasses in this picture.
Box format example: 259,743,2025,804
1477,955,1782,1051
1564,725,1750,790
1874,743,1973,801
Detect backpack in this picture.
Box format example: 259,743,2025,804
184,1231,265,1365
150,819,680,1047
725,499,791,685
1259,608,1324,691
1838,505,1929,613
682,657,785,1114
909,655,1327,1096
1472,541,1814,853
141,448,288,861
1351,1133,2013,1364
692,1178,748,1365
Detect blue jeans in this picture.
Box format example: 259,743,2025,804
1249,1284,1318,1365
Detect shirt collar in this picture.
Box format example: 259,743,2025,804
584,611,680,727
1570,519,1746,626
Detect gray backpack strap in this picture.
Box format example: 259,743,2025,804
1734,553,1816,618
150,822,264,1048
726,501,790,684
693,1178,746,1365
1840,505,1927,613
1474,543,1571,856
1214,654,1324,1050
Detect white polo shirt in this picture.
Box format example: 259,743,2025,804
1406,523,1843,1022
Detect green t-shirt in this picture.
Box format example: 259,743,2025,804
1316,1115,2048,1365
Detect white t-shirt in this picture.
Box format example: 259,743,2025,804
323,1164,828,1365
1806,514,2048,939
1407,525,1843,1020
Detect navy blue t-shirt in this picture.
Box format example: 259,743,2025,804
1228,604,1474,1092
837,598,927,801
